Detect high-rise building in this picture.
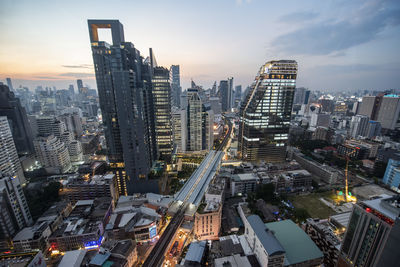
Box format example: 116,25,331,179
186,88,214,152
358,95,381,120
358,95,400,130
77,79,83,94
382,159,400,192
152,66,173,162
6,78,13,92
234,85,242,107
339,195,400,267
219,80,230,112
34,134,71,174
0,85,35,155
172,109,187,152
88,19,158,194
294,87,310,105
239,60,297,162
310,113,330,128
0,117,26,185
0,176,33,248
228,77,234,109
68,84,75,96
365,120,381,138
170,65,182,107
349,115,369,138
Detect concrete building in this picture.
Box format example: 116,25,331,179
0,85,35,155
339,195,400,267
349,115,369,138
0,176,33,249
310,113,330,128
293,153,340,184
0,117,26,184
358,96,379,119
34,134,71,173
239,60,297,163
358,95,400,130
365,120,381,138
61,174,119,204
231,173,258,196
194,179,224,240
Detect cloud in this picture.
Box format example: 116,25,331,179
62,64,93,69
278,11,319,23
272,0,400,55
309,62,400,74
58,72,94,78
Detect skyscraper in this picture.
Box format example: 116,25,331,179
152,65,173,162
339,195,400,267
0,85,35,155
76,79,83,94
6,78,13,92
349,115,369,138
88,19,157,194
0,117,26,185
68,84,75,96
219,80,229,112
228,77,234,109
170,65,182,107
239,60,297,162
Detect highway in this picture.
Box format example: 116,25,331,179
142,117,232,267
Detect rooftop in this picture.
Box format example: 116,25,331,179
361,194,400,221
59,250,86,267
185,241,207,263
247,215,285,257
265,220,323,266
232,173,258,182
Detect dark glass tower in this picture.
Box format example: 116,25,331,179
88,20,157,194
0,85,35,155
238,60,297,163
170,65,181,107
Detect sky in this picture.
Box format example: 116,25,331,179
0,0,399,92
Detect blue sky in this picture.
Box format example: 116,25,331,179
0,0,399,91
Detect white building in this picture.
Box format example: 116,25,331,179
172,109,187,152
349,115,369,138
310,113,330,128
0,116,25,184
34,134,71,173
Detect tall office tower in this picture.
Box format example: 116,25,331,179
228,77,234,109
6,78,13,92
0,176,33,248
170,65,182,107
34,134,71,173
0,85,35,155
339,195,400,267
219,80,229,112
239,60,297,163
211,81,217,96
0,117,26,185
77,79,83,94
187,89,203,151
68,84,75,96
294,87,310,105
349,115,369,138
152,66,173,162
180,91,188,110
235,85,242,101
88,19,158,194
172,109,187,152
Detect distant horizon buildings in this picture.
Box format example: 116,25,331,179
239,60,297,163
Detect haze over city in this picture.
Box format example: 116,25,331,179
1,0,399,91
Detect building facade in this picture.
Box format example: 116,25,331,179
88,19,158,194
239,60,297,163
170,65,181,108
34,135,71,173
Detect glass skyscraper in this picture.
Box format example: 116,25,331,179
238,60,297,162
88,20,157,194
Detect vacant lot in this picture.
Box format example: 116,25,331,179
289,191,337,219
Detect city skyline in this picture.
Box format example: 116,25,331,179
1,0,400,91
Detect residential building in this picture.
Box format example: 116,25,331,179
239,60,297,163
349,115,369,138
376,95,400,130
310,113,330,128
0,85,34,155
358,96,380,119
88,19,158,194
0,117,25,184
365,120,381,138
0,176,33,249
293,153,339,184
34,134,71,173
231,173,258,196
294,87,310,105
339,195,400,267
152,66,173,161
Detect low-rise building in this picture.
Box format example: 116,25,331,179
293,153,340,184
61,173,119,204
231,173,258,196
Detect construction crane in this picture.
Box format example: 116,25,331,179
344,147,359,202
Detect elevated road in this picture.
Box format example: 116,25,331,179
142,118,232,267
